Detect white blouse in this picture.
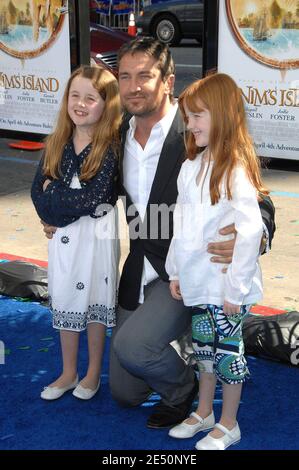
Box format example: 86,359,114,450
165,152,264,306
123,103,178,303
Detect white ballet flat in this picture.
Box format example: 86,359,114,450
168,411,215,439
195,422,241,450
40,375,79,400
72,380,101,400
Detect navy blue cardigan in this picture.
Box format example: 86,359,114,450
31,141,118,227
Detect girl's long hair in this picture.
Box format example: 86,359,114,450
178,73,268,204
43,65,122,181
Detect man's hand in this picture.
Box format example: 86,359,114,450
207,223,237,273
223,300,240,316
40,220,57,240
169,280,182,301
43,179,52,192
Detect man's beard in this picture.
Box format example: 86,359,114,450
123,96,157,117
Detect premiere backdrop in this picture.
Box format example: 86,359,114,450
0,0,71,135
218,0,299,160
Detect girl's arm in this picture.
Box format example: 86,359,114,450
31,157,57,225
165,169,185,300
43,149,118,220
165,168,185,281
31,156,79,227
224,167,264,307
165,236,179,282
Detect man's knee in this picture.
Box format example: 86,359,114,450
113,326,149,373
109,352,149,408
109,379,144,407
113,327,135,366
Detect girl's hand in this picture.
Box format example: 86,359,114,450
169,280,182,300
223,300,240,316
40,220,57,240
43,179,52,192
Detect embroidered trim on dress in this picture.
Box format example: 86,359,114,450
52,303,117,331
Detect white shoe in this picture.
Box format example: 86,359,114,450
41,375,79,400
72,380,100,400
195,422,241,450
168,411,215,439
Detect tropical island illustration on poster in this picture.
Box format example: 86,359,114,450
0,0,67,59
226,0,299,68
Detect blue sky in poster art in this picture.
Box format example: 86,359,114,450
241,28,299,60
0,25,50,52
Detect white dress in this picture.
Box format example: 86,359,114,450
48,174,119,331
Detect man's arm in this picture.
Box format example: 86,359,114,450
258,194,276,250
207,224,236,269
207,194,275,268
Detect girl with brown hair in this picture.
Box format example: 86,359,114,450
31,65,121,401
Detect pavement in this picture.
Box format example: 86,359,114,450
0,137,298,311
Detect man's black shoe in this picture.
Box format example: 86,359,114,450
147,378,199,429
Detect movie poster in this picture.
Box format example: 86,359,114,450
0,0,71,135
218,0,299,160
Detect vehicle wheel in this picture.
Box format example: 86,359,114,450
153,14,181,45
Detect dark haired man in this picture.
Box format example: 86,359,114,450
43,37,275,429
109,37,275,429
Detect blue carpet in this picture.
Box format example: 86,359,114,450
0,295,298,450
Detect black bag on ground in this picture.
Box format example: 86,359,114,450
243,312,299,367
0,261,48,300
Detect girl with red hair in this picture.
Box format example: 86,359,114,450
166,73,268,450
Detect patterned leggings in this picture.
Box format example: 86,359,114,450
192,304,251,385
